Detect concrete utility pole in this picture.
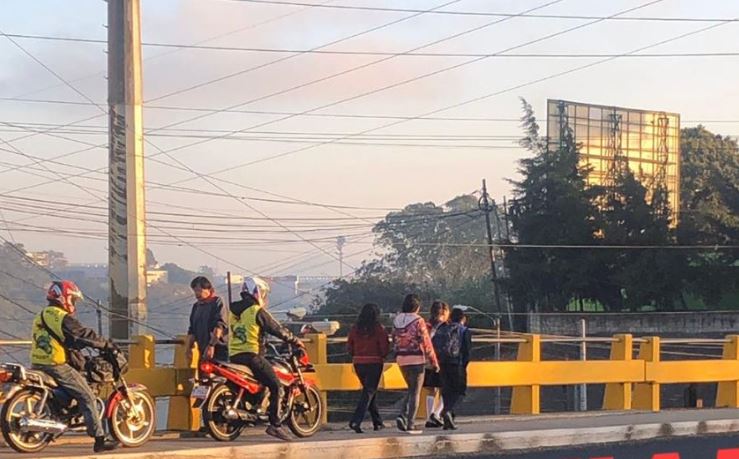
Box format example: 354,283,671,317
479,179,513,331
108,0,147,340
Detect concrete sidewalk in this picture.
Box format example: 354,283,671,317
4,409,739,459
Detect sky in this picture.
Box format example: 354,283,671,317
1,0,738,277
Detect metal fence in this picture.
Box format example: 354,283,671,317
1,333,738,430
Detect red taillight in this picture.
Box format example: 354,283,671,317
199,361,215,374
0,371,11,383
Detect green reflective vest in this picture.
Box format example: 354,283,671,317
30,306,68,366
229,305,261,356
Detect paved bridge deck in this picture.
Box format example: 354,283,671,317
4,409,739,459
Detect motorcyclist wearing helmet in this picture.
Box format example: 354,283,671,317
229,276,304,442
30,281,120,453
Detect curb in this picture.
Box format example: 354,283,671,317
60,418,739,459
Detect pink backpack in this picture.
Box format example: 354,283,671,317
394,318,423,356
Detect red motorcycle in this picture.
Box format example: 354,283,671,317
191,344,323,441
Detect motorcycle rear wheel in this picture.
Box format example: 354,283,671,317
287,384,323,438
1,389,54,454
203,384,244,442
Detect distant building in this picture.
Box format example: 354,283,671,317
146,268,168,286
57,262,169,287
269,275,335,313
215,273,244,290
27,250,68,270
55,264,107,284
547,99,681,223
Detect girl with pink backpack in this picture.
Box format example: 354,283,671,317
392,294,439,434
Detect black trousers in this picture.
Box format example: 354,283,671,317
231,352,282,427
440,363,467,417
350,363,383,426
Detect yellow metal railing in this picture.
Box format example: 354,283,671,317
3,333,739,430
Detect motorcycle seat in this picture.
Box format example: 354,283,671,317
27,370,58,388
219,362,256,378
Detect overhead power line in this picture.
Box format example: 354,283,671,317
147,0,465,103
1,96,738,125
210,2,732,176
206,1,739,23
0,0,333,113
0,193,475,223
0,233,176,337
155,0,664,183
0,35,323,298
0,194,401,221
122,0,568,197
2,0,461,166
5,33,739,59
0,0,471,223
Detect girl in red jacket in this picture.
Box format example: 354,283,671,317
347,303,389,433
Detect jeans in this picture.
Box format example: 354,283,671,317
398,364,425,428
231,352,283,427
37,364,104,438
350,363,383,426
440,363,467,417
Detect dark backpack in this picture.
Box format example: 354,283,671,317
432,322,464,362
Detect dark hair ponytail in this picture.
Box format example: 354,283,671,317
429,300,450,325
401,294,422,313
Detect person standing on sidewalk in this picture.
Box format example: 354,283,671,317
393,294,439,434
433,307,472,430
424,300,450,428
347,303,390,433
185,276,229,364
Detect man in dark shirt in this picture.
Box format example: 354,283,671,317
186,276,228,363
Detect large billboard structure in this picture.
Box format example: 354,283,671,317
546,99,680,222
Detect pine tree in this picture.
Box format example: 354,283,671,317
599,169,684,311
505,99,600,312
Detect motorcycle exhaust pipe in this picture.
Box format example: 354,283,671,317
18,417,68,435
223,408,257,423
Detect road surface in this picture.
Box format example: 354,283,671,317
1,408,738,458
452,433,739,458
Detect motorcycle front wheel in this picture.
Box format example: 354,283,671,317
287,384,323,438
203,384,244,442
0,389,54,454
108,389,156,447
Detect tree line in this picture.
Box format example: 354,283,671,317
318,100,738,320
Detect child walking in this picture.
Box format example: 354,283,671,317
392,294,439,434
424,301,450,428
433,307,472,430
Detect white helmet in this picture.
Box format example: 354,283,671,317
241,276,270,306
